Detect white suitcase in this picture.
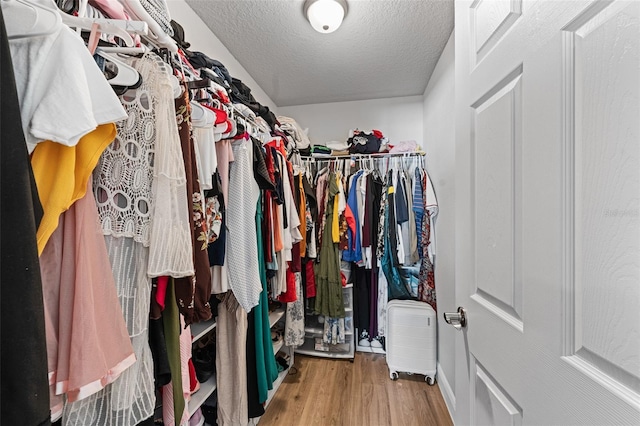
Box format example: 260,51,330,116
385,300,437,385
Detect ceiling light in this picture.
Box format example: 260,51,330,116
304,0,347,34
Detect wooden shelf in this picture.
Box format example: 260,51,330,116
188,373,216,414
269,308,285,328
191,318,216,343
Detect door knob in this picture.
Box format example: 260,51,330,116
443,307,467,330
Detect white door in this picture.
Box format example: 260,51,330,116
453,0,640,424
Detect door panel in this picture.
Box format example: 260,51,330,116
471,358,523,426
455,0,640,424
471,0,523,65
563,0,640,402
471,67,524,330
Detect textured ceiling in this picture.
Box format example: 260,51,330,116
184,0,454,107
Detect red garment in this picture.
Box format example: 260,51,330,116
266,138,287,157
305,259,316,298
188,358,199,394
155,276,169,311
290,242,301,273
278,266,297,303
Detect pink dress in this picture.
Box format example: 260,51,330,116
40,180,136,419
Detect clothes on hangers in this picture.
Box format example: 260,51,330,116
6,2,443,420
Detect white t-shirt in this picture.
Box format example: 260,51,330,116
425,171,438,263
9,24,127,153
191,102,217,190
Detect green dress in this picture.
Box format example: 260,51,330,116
255,195,279,403
314,173,346,318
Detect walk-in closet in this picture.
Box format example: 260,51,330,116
3,1,639,426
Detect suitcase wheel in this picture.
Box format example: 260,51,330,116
390,371,399,381
426,376,437,386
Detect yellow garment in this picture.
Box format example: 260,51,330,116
332,175,340,243
31,123,117,254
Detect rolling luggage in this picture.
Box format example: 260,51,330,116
385,300,437,385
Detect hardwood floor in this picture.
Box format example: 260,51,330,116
260,353,453,426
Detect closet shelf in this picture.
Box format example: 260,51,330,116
355,344,386,355
269,308,286,328
304,326,322,335
265,367,289,408
272,338,285,355
295,337,354,360
191,318,217,343
304,326,353,337
188,373,217,414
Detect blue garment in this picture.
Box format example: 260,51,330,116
395,170,409,224
381,180,414,301
342,170,363,263
413,168,425,258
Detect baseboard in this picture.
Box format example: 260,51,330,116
437,362,456,420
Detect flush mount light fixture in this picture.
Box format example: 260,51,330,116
304,0,348,34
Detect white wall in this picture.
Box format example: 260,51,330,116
422,30,456,416
167,0,278,113
278,96,424,146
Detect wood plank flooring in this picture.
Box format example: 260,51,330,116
260,353,453,426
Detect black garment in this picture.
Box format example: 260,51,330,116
170,20,191,50
302,173,318,224
184,51,232,89
208,214,227,266
1,9,51,426
246,310,265,419
230,77,278,130
348,132,381,154
395,171,409,224
251,137,275,191
135,415,155,426
298,146,311,157
387,171,400,266
271,147,285,205
353,266,371,332
148,318,172,388
368,177,384,336
206,172,226,266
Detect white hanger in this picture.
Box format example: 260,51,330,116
58,11,135,46
119,0,178,53
2,0,61,39
94,48,141,87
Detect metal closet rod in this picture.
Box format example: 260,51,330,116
300,151,425,161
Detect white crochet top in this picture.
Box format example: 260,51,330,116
93,53,193,278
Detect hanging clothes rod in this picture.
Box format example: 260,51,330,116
300,151,425,161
